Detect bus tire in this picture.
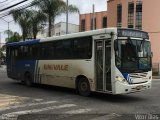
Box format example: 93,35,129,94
77,77,91,97
25,73,32,87
20,79,25,85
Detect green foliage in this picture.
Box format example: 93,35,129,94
32,0,79,37
10,0,79,39
10,9,47,40
29,10,47,39
4,30,22,43
0,46,6,63
10,9,32,41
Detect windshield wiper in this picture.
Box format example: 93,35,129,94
128,39,137,55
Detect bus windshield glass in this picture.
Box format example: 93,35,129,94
115,39,151,72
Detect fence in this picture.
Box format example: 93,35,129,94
152,63,160,75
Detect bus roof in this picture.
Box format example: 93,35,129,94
6,39,40,47
6,28,116,47
6,28,149,47
40,28,116,43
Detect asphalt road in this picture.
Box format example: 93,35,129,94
0,67,160,120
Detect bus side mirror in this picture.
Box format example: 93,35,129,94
114,40,118,51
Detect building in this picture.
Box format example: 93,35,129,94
37,22,79,38
80,0,160,67
80,11,107,32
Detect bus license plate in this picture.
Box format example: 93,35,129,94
136,85,143,90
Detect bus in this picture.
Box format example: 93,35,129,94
6,28,152,96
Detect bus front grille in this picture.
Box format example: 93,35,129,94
130,72,148,79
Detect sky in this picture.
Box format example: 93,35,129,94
0,0,108,44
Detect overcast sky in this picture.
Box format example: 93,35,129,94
0,0,108,43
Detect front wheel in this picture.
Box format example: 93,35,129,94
77,78,91,96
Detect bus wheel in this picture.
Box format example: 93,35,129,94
25,73,32,87
20,79,25,85
77,78,90,96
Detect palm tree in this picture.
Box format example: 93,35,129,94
29,10,47,39
32,0,79,37
11,9,47,40
4,30,22,43
11,9,31,41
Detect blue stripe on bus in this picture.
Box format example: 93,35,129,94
16,60,36,82
122,73,133,84
6,39,40,47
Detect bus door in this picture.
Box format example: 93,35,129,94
95,39,112,92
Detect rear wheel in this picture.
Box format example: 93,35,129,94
25,73,32,87
77,78,90,96
20,79,25,85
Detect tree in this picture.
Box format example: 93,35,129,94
4,30,13,38
4,30,22,43
32,0,79,37
11,9,31,41
29,10,47,39
11,9,47,40
0,45,6,65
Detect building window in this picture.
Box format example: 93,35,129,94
102,16,107,28
91,18,96,30
81,19,85,31
136,1,142,30
128,2,134,28
117,4,122,28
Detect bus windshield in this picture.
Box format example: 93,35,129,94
115,39,152,72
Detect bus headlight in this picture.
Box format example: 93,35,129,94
116,76,127,83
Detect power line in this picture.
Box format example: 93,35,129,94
0,0,18,9
0,0,43,18
0,0,29,12
0,3,31,18
0,0,9,3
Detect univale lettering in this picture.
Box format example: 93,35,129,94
44,64,69,71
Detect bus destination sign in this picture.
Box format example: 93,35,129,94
118,29,149,39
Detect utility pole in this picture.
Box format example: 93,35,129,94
0,18,13,40
92,4,95,30
66,0,68,34
0,32,1,48
8,22,9,40
0,32,1,60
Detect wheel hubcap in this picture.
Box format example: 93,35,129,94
81,82,87,91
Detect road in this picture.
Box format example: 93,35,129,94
0,67,160,120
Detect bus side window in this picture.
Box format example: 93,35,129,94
54,41,63,59
73,37,92,59
32,45,39,60
74,39,89,59
40,43,54,60
62,40,72,59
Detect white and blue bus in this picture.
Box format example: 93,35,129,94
6,28,152,96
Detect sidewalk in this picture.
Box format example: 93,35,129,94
0,65,6,71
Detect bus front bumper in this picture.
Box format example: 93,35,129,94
114,80,152,94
